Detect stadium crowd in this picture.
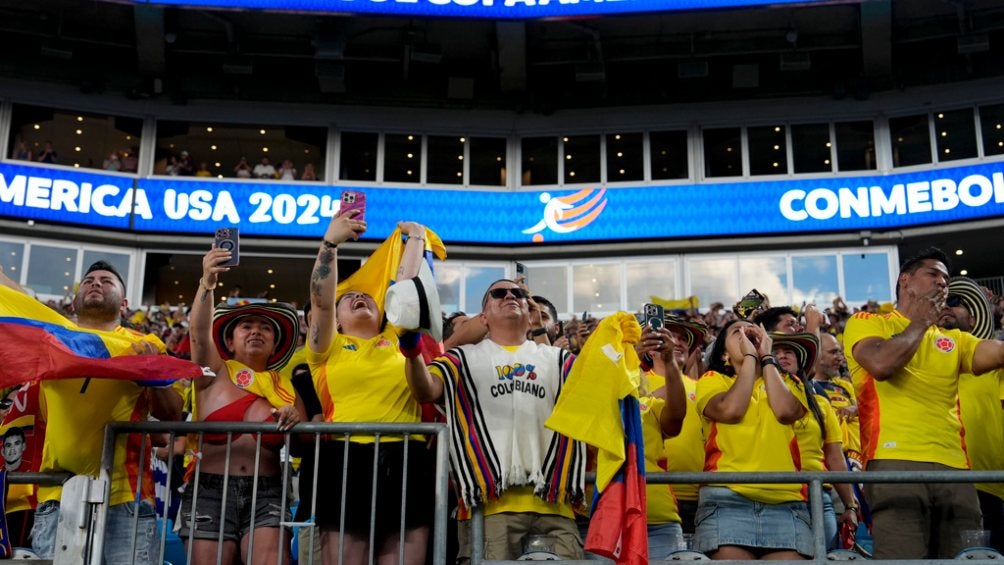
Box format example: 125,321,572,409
1,216,1003,564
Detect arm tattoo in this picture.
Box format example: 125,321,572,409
200,288,211,303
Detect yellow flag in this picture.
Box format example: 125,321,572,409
650,295,699,311
336,226,447,317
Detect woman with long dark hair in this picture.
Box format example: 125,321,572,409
694,319,811,560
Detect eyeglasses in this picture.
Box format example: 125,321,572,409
0,399,12,410
946,295,964,308
488,287,529,300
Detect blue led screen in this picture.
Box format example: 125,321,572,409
2,161,1004,244
130,0,837,20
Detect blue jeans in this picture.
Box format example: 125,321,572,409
649,521,685,559
821,490,838,551
32,500,159,565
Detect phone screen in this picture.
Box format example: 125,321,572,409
214,227,240,267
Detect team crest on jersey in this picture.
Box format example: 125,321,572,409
377,339,392,347
234,368,254,388
688,391,697,402
934,336,956,353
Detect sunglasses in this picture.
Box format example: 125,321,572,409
488,287,529,300
946,295,964,308
0,399,12,410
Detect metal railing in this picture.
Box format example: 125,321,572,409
469,469,1004,565
53,420,452,565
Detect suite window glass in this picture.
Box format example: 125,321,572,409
0,241,24,283
626,261,676,312
384,134,423,183
650,130,688,180
27,245,77,296
979,103,1004,157
427,135,465,185
531,265,569,316
843,253,891,304
791,124,832,173
469,137,507,186
739,256,788,305
8,104,142,173
82,251,130,289
466,265,506,314
748,126,788,176
889,114,932,167
687,257,737,308
703,128,742,178
834,121,876,171
934,109,977,162
435,263,462,314
339,132,378,181
521,137,558,186
156,121,325,179
606,133,643,182
573,263,620,314
791,255,839,305
563,135,600,184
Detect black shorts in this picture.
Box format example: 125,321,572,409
313,440,434,537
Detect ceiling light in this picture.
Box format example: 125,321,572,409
955,249,964,255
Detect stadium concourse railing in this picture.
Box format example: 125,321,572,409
51,421,450,565
29,420,1004,565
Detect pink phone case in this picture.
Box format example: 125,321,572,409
341,190,366,222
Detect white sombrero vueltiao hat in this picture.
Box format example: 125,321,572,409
385,260,443,342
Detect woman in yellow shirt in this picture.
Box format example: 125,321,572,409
695,319,811,560
307,210,433,565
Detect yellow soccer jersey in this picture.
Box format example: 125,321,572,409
791,384,842,473
308,326,421,443
813,377,860,456
646,371,703,503
38,328,166,506
844,310,980,469
223,359,296,409
639,395,681,525
279,346,309,381
482,486,575,519
959,369,1004,499
696,370,805,504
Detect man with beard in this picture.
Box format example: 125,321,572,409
940,276,1004,552
30,261,183,564
843,248,1004,558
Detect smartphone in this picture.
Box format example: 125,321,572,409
643,303,664,330
340,190,366,223
734,288,767,319
582,310,589,321
515,262,528,285
214,227,239,267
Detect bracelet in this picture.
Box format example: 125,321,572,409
744,353,758,360
321,239,338,249
199,278,216,292
406,234,426,243
759,355,779,369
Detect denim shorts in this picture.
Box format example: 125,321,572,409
695,486,813,557
178,473,290,541
32,500,159,565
